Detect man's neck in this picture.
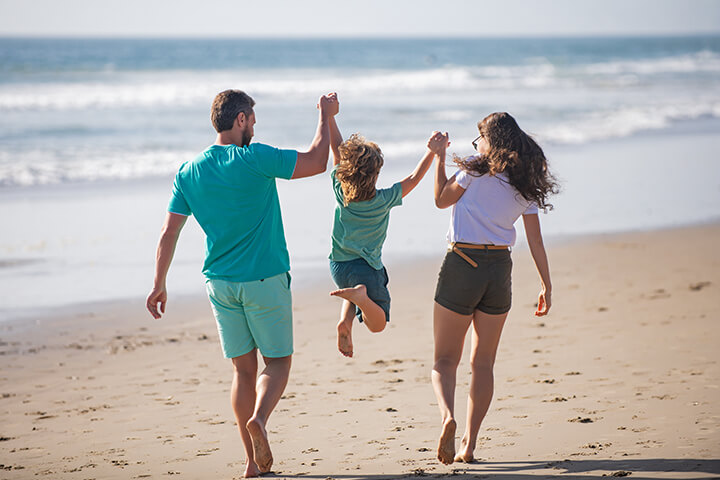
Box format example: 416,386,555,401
215,132,236,146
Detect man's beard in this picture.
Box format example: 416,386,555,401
240,125,253,147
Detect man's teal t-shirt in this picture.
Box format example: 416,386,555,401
168,143,297,282
329,166,403,270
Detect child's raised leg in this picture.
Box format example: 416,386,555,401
337,299,355,357
330,285,386,333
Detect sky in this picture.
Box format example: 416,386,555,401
1,0,719,37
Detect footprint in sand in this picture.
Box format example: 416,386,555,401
647,288,671,300
689,281,711,291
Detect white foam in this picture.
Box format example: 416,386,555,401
536,101,720,145
2,97,719,187
580,50,720,76
2,50,718,112
0,149,193,187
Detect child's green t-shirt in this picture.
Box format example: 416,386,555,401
329,166,403,270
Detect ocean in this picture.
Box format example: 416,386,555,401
1,36,720,316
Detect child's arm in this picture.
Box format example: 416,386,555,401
399,150,433,198
328,94,343,166
523,213,552,316
399,131,446,198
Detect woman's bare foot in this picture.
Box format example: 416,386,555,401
454,452,475,463
454,436,475,463
246,417,273,473
437,418,456,465
243,459,261,478
336,319,353,357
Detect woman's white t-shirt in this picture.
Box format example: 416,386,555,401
447,169,538,246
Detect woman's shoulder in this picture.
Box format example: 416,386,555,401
456,168,497,186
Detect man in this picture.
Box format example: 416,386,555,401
146,89,338,477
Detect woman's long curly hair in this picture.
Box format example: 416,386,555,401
335,133,384,205
455,112,559,210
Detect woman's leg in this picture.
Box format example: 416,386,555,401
456,310,508,463
432,302,473,465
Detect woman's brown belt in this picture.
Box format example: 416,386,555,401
449,242,510,268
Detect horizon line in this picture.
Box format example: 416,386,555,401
1,31,720,40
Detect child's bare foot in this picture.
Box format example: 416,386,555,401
330,284,369,304
243,459,261,478
437,418,456,465
330,285,386,333
336,319,353,357
246,417,272,473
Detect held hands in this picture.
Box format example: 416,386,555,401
427,131,450,155
146,286,167,319
318,92,339,117
535,289,551,316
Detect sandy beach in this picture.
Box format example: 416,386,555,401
0,223,718,479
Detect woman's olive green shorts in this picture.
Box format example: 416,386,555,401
434,247,512,315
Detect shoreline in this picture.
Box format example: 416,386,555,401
2,217,719,326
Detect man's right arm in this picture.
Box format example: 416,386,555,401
291,93,339,179
146,212,187,319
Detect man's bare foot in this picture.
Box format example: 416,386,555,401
336,320,353,357
330,284,369,304
243,459,261,478
437,418,456,465
246,417,272,473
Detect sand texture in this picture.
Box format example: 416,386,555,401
1,224,719,479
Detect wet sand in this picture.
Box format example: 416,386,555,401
1,224,718,479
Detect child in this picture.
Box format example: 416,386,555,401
327,96,446,357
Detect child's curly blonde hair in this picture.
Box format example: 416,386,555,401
336,133,384,205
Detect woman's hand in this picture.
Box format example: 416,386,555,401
535,289,551,316
427,131,449,155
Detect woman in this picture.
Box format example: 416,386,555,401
427,113,558,464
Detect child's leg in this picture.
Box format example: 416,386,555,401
330,285,386,333
336,299,355,357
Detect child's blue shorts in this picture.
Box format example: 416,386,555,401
329,258,391,322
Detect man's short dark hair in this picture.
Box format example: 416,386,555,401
211,90,256,133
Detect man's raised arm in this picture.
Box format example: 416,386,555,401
291,92,339,179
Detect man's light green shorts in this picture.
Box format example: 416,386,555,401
205,272,293,359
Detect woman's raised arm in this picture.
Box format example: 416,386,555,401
431,132,465,208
